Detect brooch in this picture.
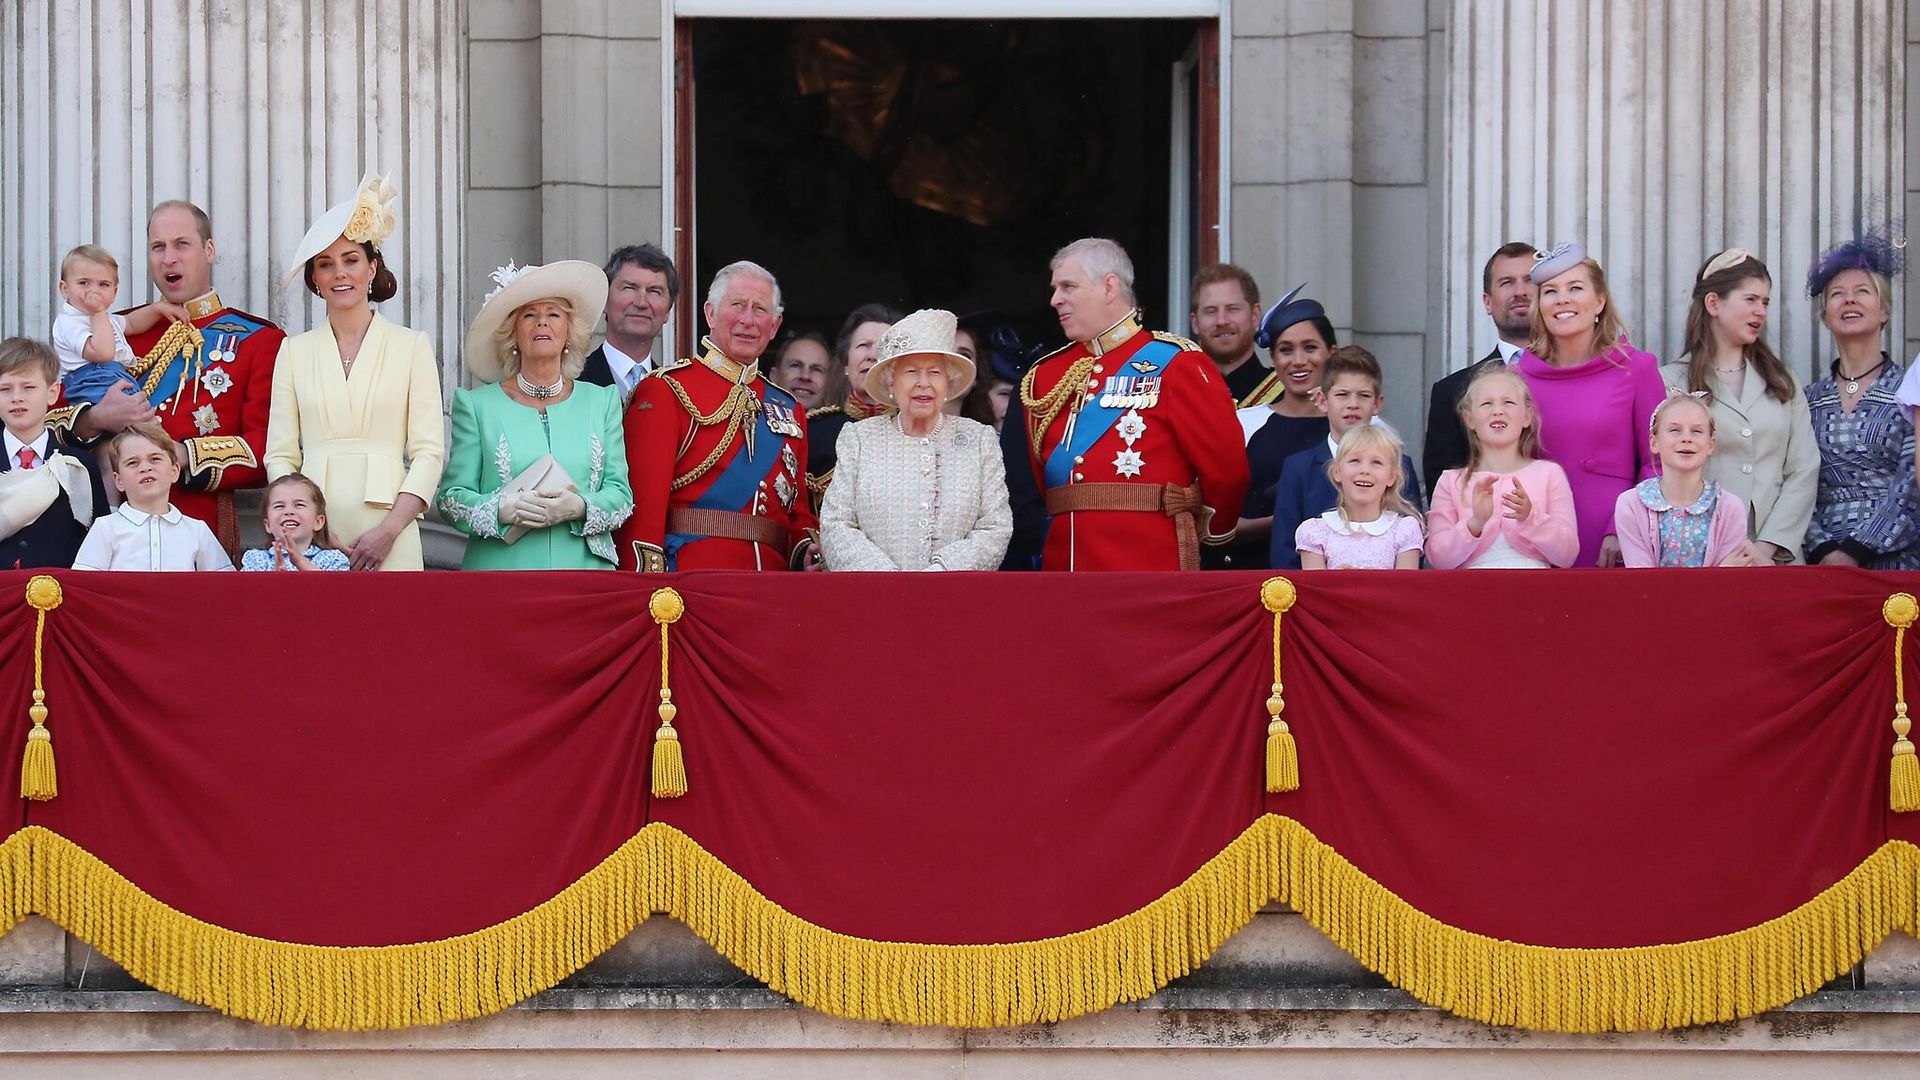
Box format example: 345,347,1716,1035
193,404,220,435
200,365,233,399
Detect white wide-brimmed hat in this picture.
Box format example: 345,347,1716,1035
281,170,399,288
464,260,610,383
864,308,976,405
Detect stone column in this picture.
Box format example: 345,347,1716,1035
1443,0,1905,380
465,0,668,383
0,0,465,385
1227,0,1444,444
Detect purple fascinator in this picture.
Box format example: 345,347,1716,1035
1806,212,1907,298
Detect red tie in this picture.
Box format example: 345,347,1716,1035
15,447,35,470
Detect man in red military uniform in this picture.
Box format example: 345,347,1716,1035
617,260,817,572
61,201,281,552
1021,238,1248,571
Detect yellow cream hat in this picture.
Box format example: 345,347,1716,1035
281,170,399,288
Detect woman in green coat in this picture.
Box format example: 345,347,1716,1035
437,260,632,569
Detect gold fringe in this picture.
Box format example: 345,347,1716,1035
0,825,656,1031
0,817,1914,1033
1268,817,1920,1032
644,819,1279,1028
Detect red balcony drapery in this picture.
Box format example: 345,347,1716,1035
0,568,1915,1031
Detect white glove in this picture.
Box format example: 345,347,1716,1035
497,488,536,526
533,489,587,524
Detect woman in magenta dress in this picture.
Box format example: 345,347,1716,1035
1515,244,1667,567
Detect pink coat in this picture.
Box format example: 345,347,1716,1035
1613,483,1751,567
1425,460,1581,568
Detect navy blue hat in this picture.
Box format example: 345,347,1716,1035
1254,284,1326,350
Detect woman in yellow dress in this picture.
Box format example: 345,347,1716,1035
265,172,445,570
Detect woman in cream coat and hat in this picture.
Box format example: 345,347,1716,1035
820,309,1012,571
265,172,444,570
435,260,631,570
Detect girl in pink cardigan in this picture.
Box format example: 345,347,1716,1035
1614,395,1756,567
1427,367,1580,568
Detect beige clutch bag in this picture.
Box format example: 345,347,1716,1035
500,453,578,544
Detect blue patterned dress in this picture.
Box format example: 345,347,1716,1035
1805,357,1920,569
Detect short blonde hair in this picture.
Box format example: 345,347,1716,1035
61,244,119,280
492,296,592,380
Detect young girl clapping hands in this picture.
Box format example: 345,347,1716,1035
241,474,350,571
1426,368,1579,568
1294,426,1425,569
1613,394,1755,567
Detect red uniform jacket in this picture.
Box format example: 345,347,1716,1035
616,340,817,571
1022,314,1248,571
83,292,283,534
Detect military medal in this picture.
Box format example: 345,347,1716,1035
193,404,220,435
200,365,232,398
781,443,798,478
1116,410,1147,445
1112,448,1145,478
774,472,796,510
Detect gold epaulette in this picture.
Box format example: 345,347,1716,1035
184,435,258,490
657,357,694,375
1152,330,1203,352
44,404,81,435
805,404,845,422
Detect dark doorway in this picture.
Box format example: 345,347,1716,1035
682,18,1213,357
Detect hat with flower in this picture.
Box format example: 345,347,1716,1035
281,170,400,288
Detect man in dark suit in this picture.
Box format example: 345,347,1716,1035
1423,242,1536,498
582,243,678,401
0,338,107,570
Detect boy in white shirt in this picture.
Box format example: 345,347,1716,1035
50,245,185,406
72,422,233,571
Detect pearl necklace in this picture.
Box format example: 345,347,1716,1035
517,372,564,399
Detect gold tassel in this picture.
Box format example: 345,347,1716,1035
1884,594,1920,812
125,318,204,398
19,576,63,801
1261,577,1299,793
649,588,688,798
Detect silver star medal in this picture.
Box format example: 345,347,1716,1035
192,404,220,435
773,472,796,510
1112,408,1148,477
200,365,233,398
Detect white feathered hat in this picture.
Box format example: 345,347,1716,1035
463,260,610,383
281,170,400,288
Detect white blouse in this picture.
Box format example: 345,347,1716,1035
819,414,1012,571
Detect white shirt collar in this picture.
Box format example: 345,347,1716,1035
602,340,653,385
1319,509,1399,536
1494,339,1523,364
116,502,184,526
58,301,87,319
4,429,50,464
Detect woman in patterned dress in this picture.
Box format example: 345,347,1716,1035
1803,235,1920,569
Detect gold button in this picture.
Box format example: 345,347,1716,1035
1073,472,1084,481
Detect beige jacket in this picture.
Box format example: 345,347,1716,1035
820,415,1012,571
1659,360,1819,562
265,313,446,514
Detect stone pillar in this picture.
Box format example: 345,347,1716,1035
465,0,668,383
0,0,465,384
1443,0,1905,381
1227,0,1443,445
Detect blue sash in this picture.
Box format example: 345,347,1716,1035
1043,338,1176,489
664,386,787,567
